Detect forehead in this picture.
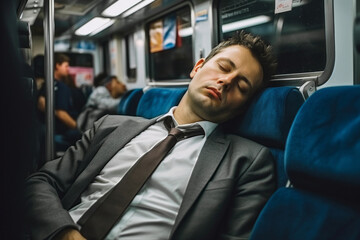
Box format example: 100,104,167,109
212,45,255,63
58,61,69,66
212,45,263,85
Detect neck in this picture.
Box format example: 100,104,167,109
174,95,203,125
54,72,62,80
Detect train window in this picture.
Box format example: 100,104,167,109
57,52,94,86
126,34,137,81
217,0,327,77
146,6,193,81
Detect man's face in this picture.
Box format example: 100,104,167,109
186,45,263,123
55,61,69,79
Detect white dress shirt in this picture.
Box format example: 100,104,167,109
69,107,217,239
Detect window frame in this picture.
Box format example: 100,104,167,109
212,0,335,87
144,1,195,86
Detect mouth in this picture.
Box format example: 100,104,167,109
206,87,222,101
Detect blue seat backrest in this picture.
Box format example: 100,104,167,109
250,86,360,240
136,88,187,119
226,87,304,188
117,88,144,116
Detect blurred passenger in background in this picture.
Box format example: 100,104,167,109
62,74,87,114
77,74,127,132
86,74,127,113
37,53,82,154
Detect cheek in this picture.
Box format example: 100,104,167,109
192,67,218,83
227,90,249,109
188,77,201,92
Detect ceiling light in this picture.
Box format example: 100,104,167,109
122,0,155,18
102,0,142,17
75,17,115,36
89,19,115,36
222,15,271,33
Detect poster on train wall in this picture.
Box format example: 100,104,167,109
275,0,292,14
149,19,164,53
149,14,176,53
68,66,94,87
163,15,176,50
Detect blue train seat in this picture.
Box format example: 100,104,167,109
117,88,144,116
136,87,187,118
229,87,304,188
250,86,360,240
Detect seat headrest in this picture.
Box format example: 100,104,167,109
285,86,360,199
117,88,144,116
228,87,304,149
136,88,187,119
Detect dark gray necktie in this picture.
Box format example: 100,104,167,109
78,117,204,239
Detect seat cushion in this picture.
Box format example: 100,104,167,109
250,187,360,240
117,88,144,116
285,86,360,197
231,87,304,148
222,87,304,188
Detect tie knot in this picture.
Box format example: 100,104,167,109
168,127,185,141
163,117,204,141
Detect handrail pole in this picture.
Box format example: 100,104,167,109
44,0,55,161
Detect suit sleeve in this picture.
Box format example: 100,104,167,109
220,147,276,240
24,115,108,240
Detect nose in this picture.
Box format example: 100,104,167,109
216,75,234,89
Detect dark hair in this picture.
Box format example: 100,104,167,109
203,31,277,85
54,53,70,68
93,72,109,87
108,75,117,81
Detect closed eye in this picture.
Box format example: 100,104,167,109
216,58,235,72
218,63,231,72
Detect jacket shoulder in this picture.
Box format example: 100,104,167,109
95,114,153,128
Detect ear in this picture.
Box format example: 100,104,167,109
190,58,205,78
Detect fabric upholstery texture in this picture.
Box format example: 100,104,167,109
250,86,360,240
136,88,187,119
269,148,287,187
233,87,304,148
228,87,304,187
117,88,144,116
285,86,360,198
250,188,360,240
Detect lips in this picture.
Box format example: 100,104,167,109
206,87,222,101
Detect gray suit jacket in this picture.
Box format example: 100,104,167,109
25,115,276,240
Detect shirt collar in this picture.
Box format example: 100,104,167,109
157,107,218,137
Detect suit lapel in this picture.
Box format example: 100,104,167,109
171,128,230,235
63,116,156,209
88,118,153,167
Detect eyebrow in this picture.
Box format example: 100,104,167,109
216,57,253,88
216,57,236,69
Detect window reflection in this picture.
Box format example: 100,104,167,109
218,0,326,75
